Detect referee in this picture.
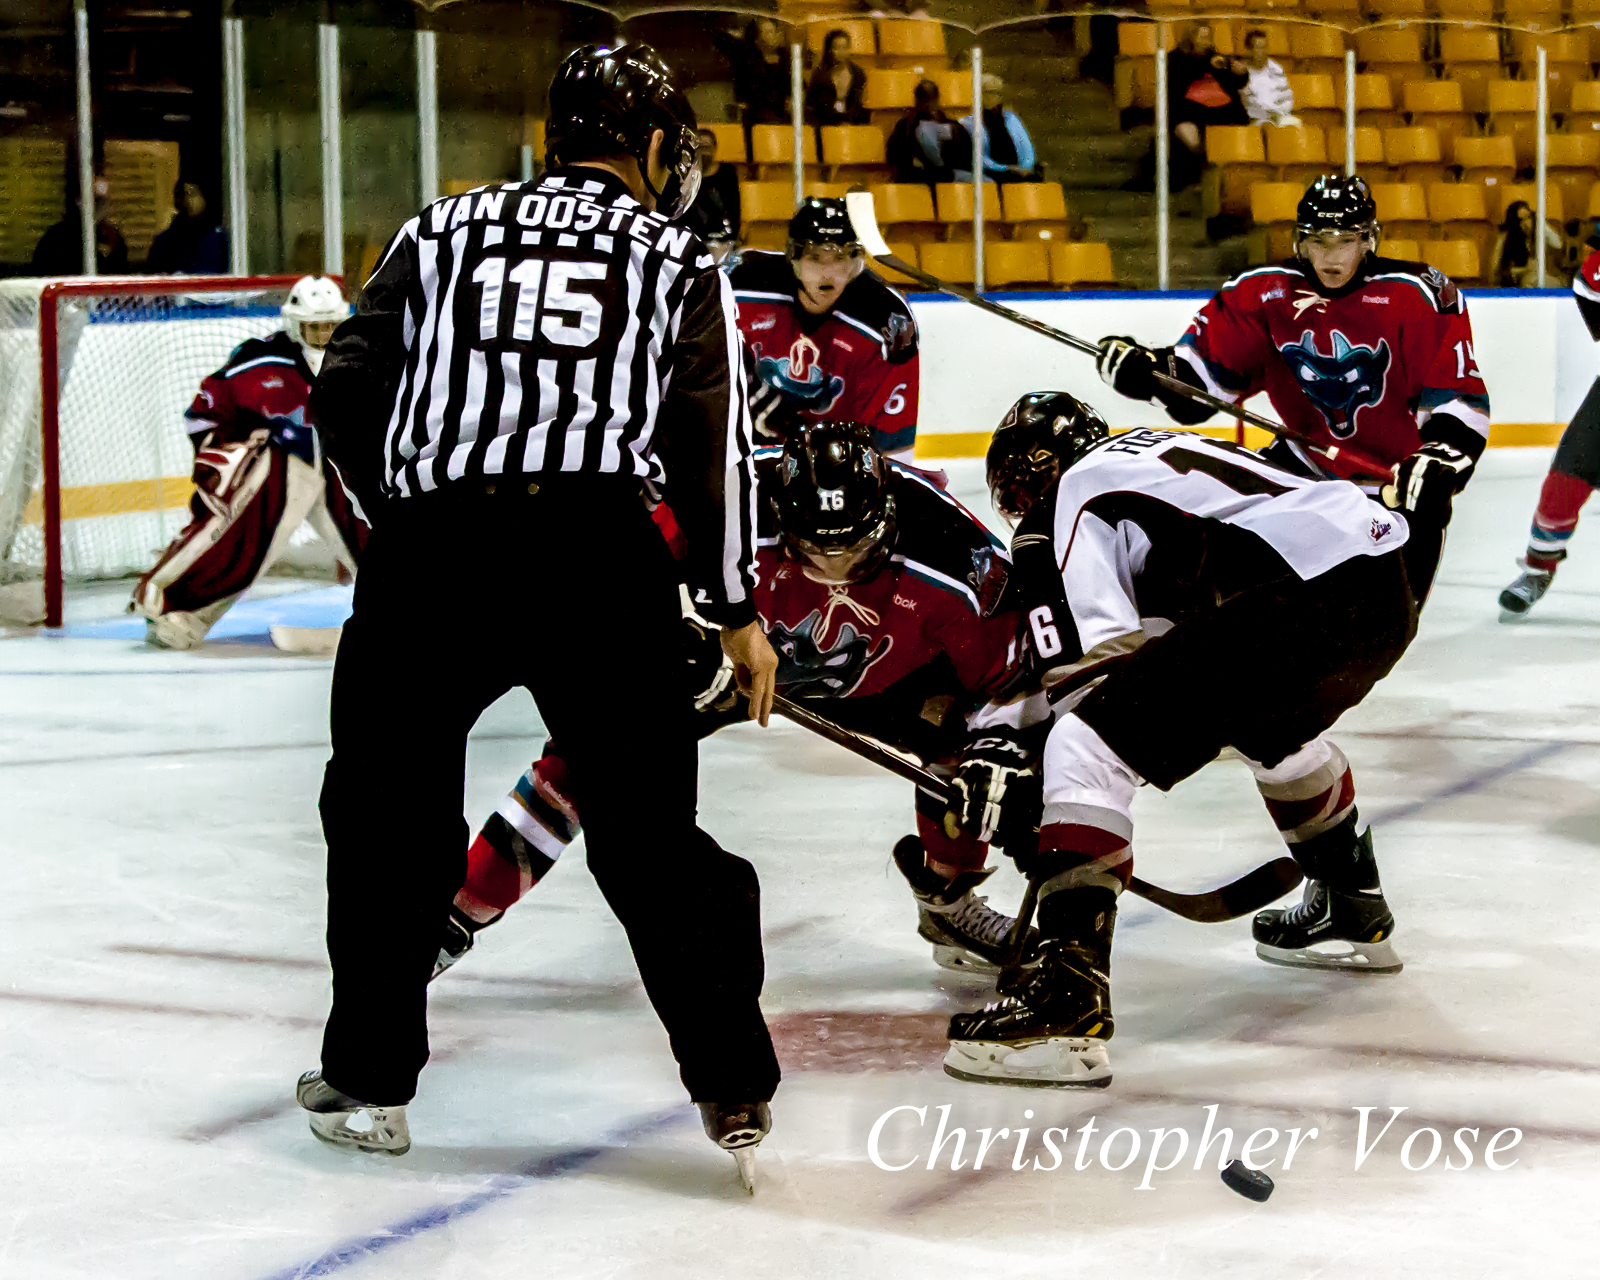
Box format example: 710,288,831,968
296,43,782,1173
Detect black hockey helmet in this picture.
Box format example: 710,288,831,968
986,391,1110,522
774,421,896,584
1295,173,1379,250
787,197,864,261
545,42,701,220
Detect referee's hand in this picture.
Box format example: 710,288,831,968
721,622,778,727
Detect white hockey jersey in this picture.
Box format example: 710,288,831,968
1024,429,1409,679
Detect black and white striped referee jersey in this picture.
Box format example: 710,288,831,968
314,167,759,626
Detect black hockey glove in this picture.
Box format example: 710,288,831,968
684,615,739,713
1387,441,1475,524
1096,335,1162,403
743,346,801,441
944,730,1041,849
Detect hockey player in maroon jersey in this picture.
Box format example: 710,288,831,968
940,392,1418,1088
1498,235,1600,616
1094,174,1488,595
131,276,368,649
732,198,921,461
434,422,1038,979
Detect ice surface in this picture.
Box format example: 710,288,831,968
1,451,1596,1279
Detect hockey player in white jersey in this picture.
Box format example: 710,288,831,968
941,393,1419,1089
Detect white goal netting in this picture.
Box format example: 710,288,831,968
0,277,305,610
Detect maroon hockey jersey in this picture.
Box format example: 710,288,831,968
1572,245,1600,340
750,447,1016,702
185,330,319,464
731,251,920,459
1175,258,1490,481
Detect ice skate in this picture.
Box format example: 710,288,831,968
893,835,1038,976
431,903,500,980
944,888,1115,1088
697,1101,770,1194
1253,826,1402,973
1498,560,1555,620
296,1070,410,1155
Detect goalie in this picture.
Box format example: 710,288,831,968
131,276,368,649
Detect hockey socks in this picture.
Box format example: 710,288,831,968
454,749,579,921
1525,469,1593,571
1250,739,1356,848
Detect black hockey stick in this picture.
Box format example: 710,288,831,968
772,693,1301,925
841,192,1397,491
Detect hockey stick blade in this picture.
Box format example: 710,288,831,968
772,693,1301,924
842,193,1393,485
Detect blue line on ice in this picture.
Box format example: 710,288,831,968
1370,740,1571,824
256,1107,688,1280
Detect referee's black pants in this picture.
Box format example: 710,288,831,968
317,479,781,1107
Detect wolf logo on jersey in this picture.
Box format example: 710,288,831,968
752,335,847,414
769,610,892,696
1279,329,1391,438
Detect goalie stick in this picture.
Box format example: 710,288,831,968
842,191,1398,498
771,693,1302,927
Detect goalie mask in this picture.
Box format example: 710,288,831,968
281,275,351,374
545,42,701,220
774,422,896,585
986,391,1110,523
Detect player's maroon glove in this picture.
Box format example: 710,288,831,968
945,730,1040,849
1388,441,1475,523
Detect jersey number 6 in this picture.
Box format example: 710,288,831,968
1028,605,1063,658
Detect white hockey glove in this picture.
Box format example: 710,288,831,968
684,614,739,713
1387,441,1475,523
945,731,1038,847
1096,335,1162,403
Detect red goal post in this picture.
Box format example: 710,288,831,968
0,275,335,627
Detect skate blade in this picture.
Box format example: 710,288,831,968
931,944,1001,976
733,1146,756,1194
1256,937,1403,974
307,1109,411,1156
942,1036,1112,1089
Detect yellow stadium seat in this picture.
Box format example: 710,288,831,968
750,124,819,177
1511,32,1589,112
1569,81,1600,137
1207,125,1271,218
1001,182,1073,241
862,69,920,112
1440,29,1505,113
1354,28,1428,103
872,241,923,288
1250,180,1303,262
740,181,797,225
1486,80,1545,170
984,241,1052,288
1372,182,1430,243
1378,239,1420,260
1383,126,1445,185
934,181,1001,226
1437,0,1493,17
819,124,887,183
1049,241,1117,287
876,19,946,69
1492,183,1563,227
1427,182,1495,269
803,181,850,199
1289,24,1347,80
807,20,876,61
1547,134,1600,216
929,69,973,110
1421,239,1482,282
1286,74,1339,132
1453,134,1516,192
1265,124,1327,184
1337,74,1401,133
868,182,940,243
704,123,747,166
1117,21,1175,57
919,240,975,284
1403,80,1469,152
1328,125,1389,180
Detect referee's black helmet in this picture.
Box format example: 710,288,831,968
774,422,895,584
546,42,701,219
986,391,1110,523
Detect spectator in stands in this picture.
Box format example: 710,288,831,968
148,180,229,275
716,18,791,124
1168,24,1248,185
887,80,973,186
31,172,127,276
806,29,868,126
684,127,742,248
1239,30,1298,127
1492,200,1564,287
962,73,1042,184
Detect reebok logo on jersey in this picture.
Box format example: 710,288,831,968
261,377,284,388
749,315,777,331
1291,290,1328,319
1280,328,1391,439
1370,517,1393,542
831,337,854,351
893,593,917,610
1261,288,1285,301
1362,295,1390,304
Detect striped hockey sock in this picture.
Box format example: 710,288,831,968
454,749,580,920
1526,470,1593,571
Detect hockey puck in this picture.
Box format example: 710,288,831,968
1220,1160,1274,1202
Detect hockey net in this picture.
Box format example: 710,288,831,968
0,275,311,626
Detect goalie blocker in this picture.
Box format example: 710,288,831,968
941,391,1420,1089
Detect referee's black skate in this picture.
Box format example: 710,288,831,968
697,1101,770,1194
1253,822,1402,973
893,835,1038,976
943,888,1115,1088
296,1070,411,1155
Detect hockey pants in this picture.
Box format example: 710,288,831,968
131,433,368,649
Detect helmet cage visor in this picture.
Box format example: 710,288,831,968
647,123,701,221
784,513,892,585
988,445,1061,523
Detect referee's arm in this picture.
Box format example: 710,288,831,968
657,268,760,630
312,220,419,514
